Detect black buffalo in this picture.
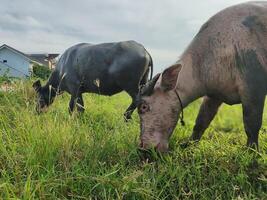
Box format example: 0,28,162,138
33,40,153,120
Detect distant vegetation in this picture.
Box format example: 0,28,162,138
0,80,266,199
32,64,51,79
0,69,12,84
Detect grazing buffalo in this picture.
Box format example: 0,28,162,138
33,40,153,120
138,1,267,152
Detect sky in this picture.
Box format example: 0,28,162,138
0,0,248,72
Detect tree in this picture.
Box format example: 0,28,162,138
32,64,51,79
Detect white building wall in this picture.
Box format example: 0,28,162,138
0,47,30,77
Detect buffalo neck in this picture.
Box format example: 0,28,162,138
175,53,205,108
44,70,60,92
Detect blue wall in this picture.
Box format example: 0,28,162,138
0,47,30,77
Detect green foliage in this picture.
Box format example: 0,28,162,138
32,64,51,79
0,68,12,84
0,80,266,199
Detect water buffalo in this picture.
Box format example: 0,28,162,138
138,1,267,152
33,40,153,120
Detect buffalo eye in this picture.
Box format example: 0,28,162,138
138,102,150,114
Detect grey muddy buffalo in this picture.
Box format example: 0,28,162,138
138,1,267,152
33,40,153,120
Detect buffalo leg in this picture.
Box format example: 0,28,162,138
69,95,76,114
124,98,136,121
140,69,149,86
242,95,265,149
76,94,85,113
190,96,222,141
123,89,139,121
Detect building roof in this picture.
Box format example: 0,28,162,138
27,53,59,66
0,44,58,66
0,44,36,62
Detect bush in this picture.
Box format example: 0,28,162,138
32,64,51,79
0,69,13,84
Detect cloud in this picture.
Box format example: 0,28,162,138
0,0,247,72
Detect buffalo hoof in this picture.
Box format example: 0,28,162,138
180,142,191,149
246,142,259,152
123,113,132,122
180,140,198,149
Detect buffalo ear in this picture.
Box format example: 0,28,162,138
160,63,182,91
33,80,41,91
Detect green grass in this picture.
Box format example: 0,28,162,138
0,80,266,199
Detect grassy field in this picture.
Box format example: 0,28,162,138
0,80,266,199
